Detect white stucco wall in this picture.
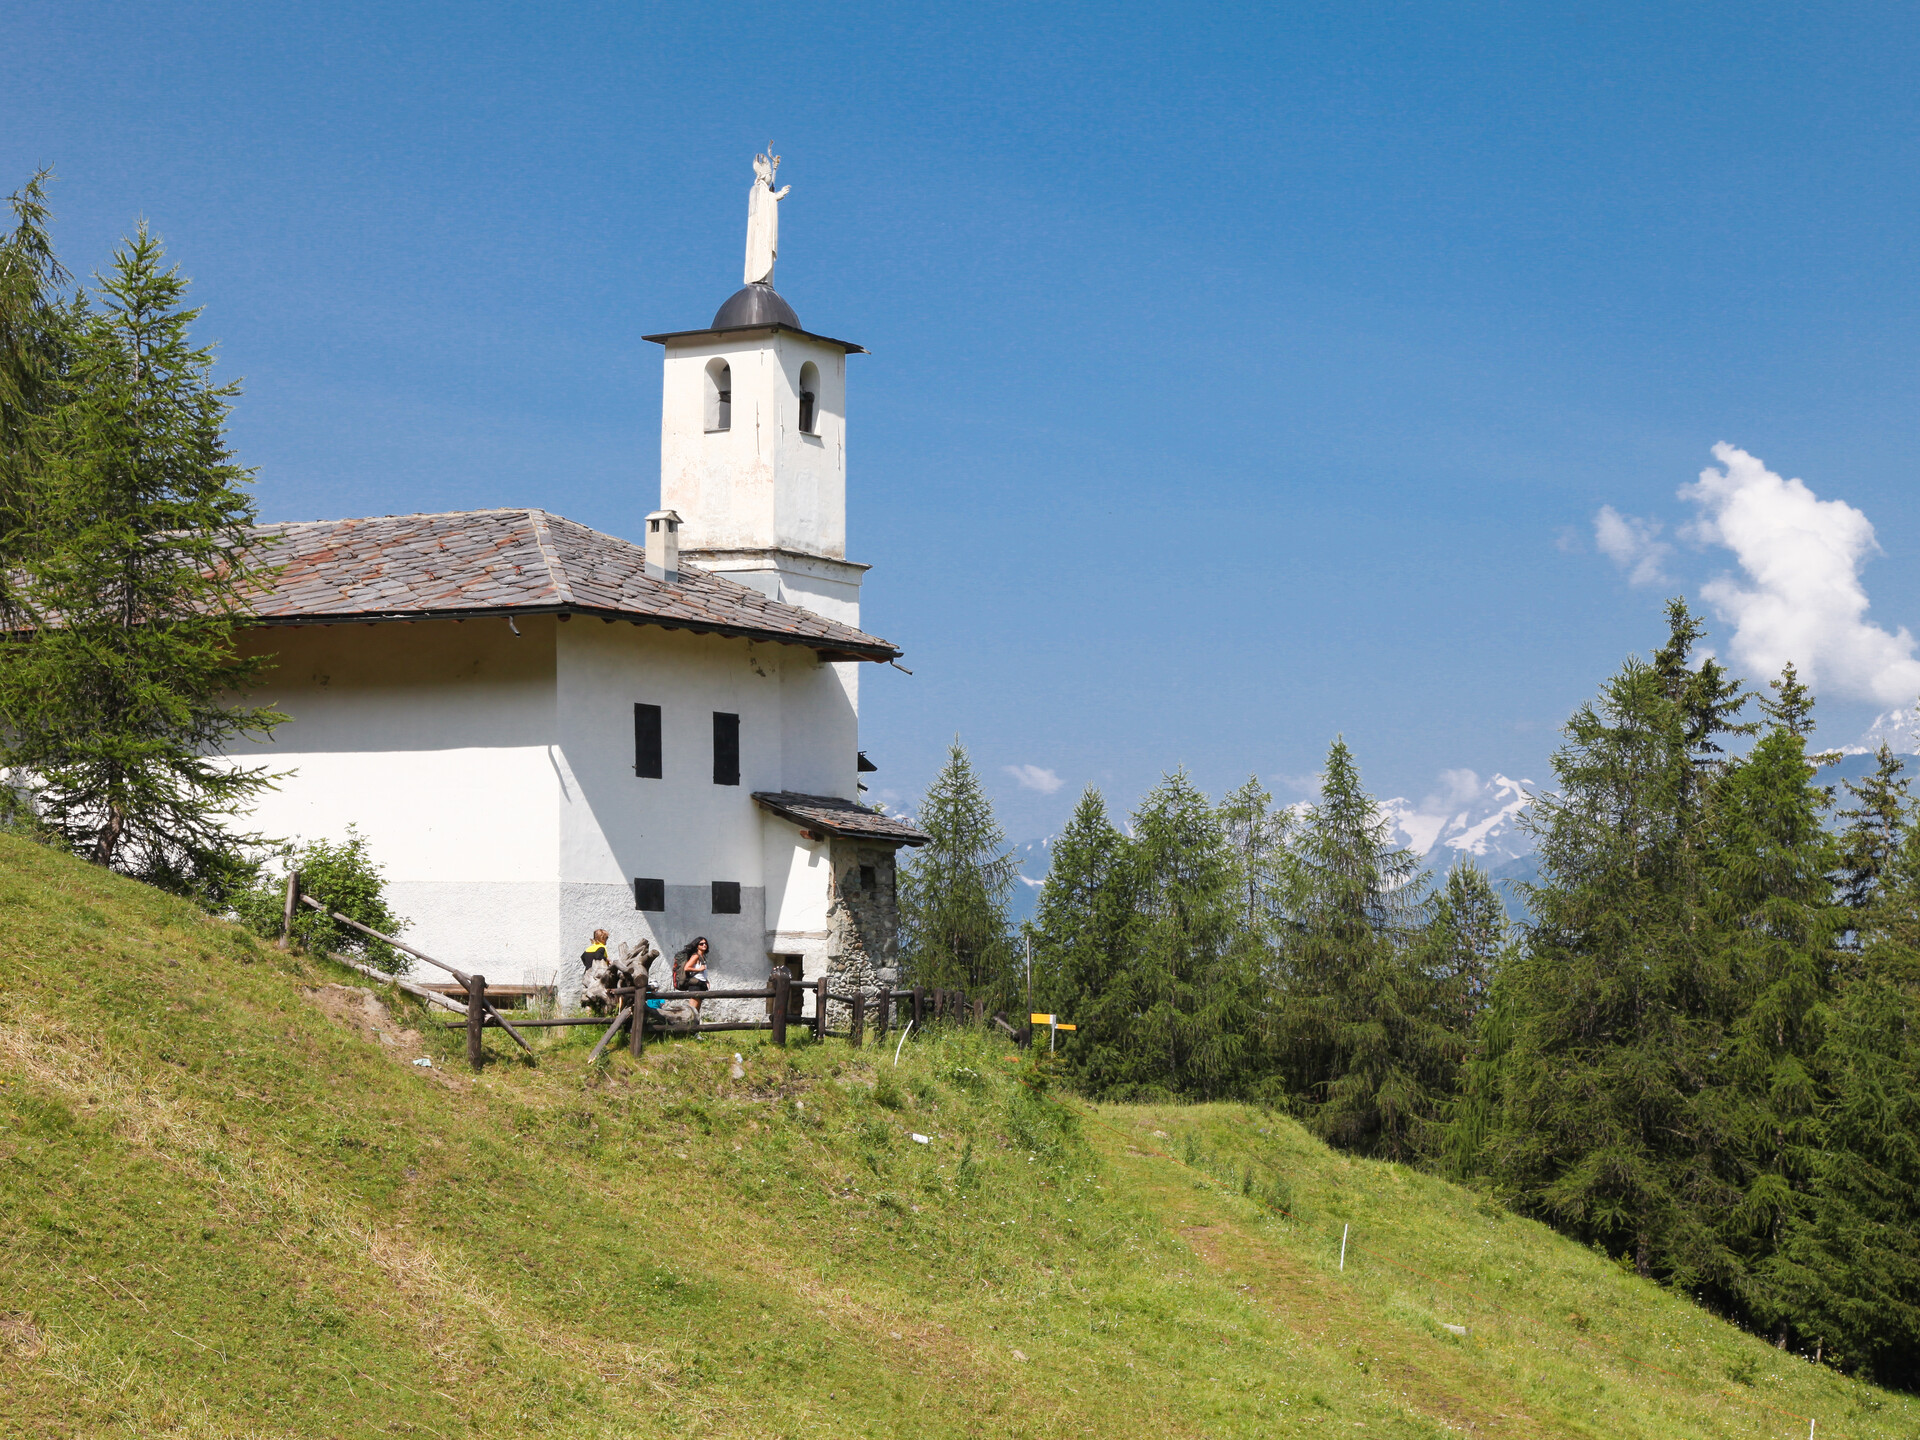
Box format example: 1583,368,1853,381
550,618,856,992
659,331,848,560
231,617,562,981
230,589,867,993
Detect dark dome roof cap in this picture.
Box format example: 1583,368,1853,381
711,283,801,331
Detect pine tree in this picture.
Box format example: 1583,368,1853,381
1488,606,1745,1280
0,225,282,898
1272,738,1451,1161
1031,785,1136,1087
897,738,1019,1004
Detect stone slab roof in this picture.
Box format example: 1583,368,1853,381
240,509,899,661
752,791,930,847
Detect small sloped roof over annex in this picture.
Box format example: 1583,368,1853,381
752,791,930,847
240,508,900,662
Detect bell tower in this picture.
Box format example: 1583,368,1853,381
643,154,868,630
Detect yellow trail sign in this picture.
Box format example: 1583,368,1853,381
1030,1013,1053,1025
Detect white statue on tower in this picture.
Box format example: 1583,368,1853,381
744,149,790,287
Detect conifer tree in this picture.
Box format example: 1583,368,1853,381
1767,947,1920,1386
1763,749,1920,1383
1031,785,1136,1086
0,224,282,897
1218,772,1289,931
1112,770,1258,1099
1424,861,1507,1032
0,171,70,637
1701,676,1841,1316
897,738,1019,1003
1488,606,1745,1279
1272,738,1451,1160
1425,862,1512,1178
1834,744,1910,920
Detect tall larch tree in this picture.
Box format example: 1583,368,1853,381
1112,770,1258,1100
1488,604,1745,1280
1272,738,1451,1160
1030,785,1138,1089
1701,668,1841,1321
896,738,1019,1005
0,223,282,897
0,171,70,643
1764,746,1920,1385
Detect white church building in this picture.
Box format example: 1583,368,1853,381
230,155,925,1004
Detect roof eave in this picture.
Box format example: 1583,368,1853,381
641,322,868,354
241,605,901,662
751,793,930,847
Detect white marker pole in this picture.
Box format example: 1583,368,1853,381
1340,1223,1349,1272
1810,1419,1817,1440
893,1019,914,1067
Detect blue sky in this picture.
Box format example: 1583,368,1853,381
9,2,1920,840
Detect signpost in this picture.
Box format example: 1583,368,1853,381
1030,1013,1077,1052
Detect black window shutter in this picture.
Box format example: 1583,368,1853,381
712,711,740,786
634,877,665,912
633,703,662,778
711,880,742,915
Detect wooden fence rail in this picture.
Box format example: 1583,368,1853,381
287,871,1029,1071
284,873,535,1069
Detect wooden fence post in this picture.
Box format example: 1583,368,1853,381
629,986,646,1058
850,992,866,1048
912,987,925,1029
874,989,890,1041
771,970,790,1047
814,981,829,1042
466,974,487,1071
280,870,302,948
973,998,986,1027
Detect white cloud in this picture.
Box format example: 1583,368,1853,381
1432,768,1484,807
1004,764,1064,794
1681,443,1920,706
1594,505,1672,586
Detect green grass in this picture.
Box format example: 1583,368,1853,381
0,831,1913,1438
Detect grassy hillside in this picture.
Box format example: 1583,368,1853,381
0,832,1912,1439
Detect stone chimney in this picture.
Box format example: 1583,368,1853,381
644,509,681,582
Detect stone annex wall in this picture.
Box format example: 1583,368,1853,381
821,837,901,1029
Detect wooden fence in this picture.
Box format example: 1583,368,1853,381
284,872,1029,1073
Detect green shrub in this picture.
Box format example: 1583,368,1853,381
230,825,410,972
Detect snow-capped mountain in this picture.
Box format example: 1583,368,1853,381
1377,772,1535,866
1845,706,1920,756
1002,772,1538,920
